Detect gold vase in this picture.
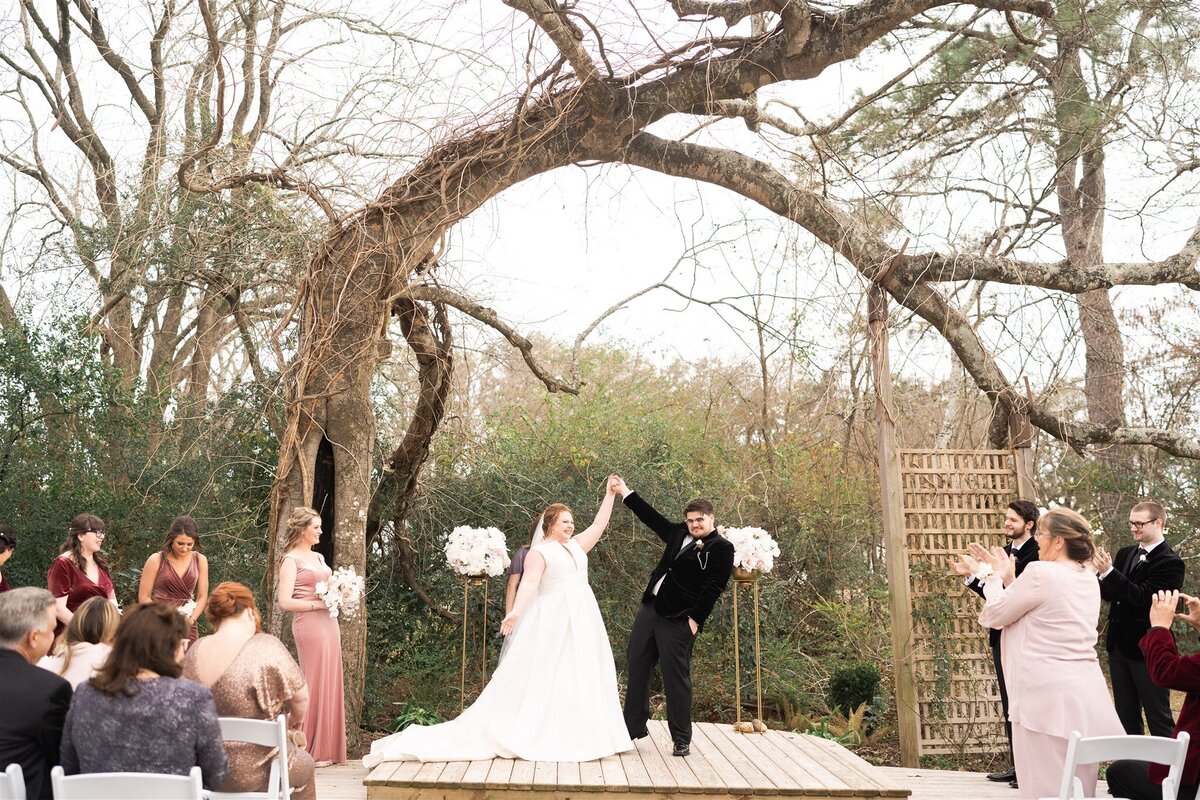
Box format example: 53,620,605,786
733,567,760,582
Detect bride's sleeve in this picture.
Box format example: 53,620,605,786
509,549,547,619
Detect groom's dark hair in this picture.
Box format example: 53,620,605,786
683,498,714,516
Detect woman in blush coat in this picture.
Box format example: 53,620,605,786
963,507,1123,800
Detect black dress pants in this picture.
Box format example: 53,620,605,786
1107,759,1197,800
1110,648,1176,737
993,639,1015,765
624,602,696,746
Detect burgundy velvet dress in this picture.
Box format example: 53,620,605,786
152,553,200,643
47,556,114,637
287,554,346,764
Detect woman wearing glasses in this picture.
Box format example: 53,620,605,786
47,514,116,638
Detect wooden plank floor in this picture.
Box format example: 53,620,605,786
320,757,1113,800
361,720,912,799
874,767,1109,800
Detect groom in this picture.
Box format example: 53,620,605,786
613,477,734,757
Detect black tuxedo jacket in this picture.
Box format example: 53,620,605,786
968,538,1040,647
0,647,72,800
624,492,734,632
1101,540,1186,659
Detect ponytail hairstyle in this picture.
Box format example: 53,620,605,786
60,513,111,574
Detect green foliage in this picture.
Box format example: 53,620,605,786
388,700,445,732
828,662,882,715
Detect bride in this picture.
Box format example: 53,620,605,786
363,476,633,766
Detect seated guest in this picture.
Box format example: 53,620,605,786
1109,590,1200,800
183,582,316,800
60,602,227,789
0,587,73,800
0,524,16,592
38,596,120,688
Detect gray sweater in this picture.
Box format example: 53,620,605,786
60,677,228,790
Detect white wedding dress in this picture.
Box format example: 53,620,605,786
362,539,633,765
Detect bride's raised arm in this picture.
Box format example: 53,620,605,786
572,476,619,554
500,549,546,635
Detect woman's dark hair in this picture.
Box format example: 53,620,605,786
1008,500,1040,534
90,602,187,696
206,582,261,632
160,515,200,558
0,523,15,554
1040,507,1096,563
60,513,111,573
56,596,120,678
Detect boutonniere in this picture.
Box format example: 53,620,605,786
1140,553,1148,563
695,538,705,550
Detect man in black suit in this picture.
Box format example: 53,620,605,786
615,477,734,757
0,587,73,800
1097,500,1185,736
953,499,1040,788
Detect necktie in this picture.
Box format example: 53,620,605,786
1129,547,1149,573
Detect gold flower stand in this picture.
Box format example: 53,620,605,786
732,566,766,733
460,574,490,710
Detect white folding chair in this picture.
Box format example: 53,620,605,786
50,765,202,800
209,715,290,800
0,763,26,800
1053,730,1190,800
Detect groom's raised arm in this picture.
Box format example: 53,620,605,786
622,489,679,544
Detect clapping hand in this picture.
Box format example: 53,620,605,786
1091,547,1113,575
948,553,980,578
967,542,1017,585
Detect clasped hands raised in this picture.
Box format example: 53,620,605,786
947,543,1017,585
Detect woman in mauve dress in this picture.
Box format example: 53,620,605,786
0,524,16,592
184,581,316,799
139,516,209,645
277,506,345,766
47,514,116,638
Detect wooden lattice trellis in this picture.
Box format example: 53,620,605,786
900,448,1019,756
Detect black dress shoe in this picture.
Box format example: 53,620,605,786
672,742,690,757
1009,779,1019,789
987,768,1016,782
629,730,649,740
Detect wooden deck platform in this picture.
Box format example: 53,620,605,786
361,720,912,799
317,754,1113,800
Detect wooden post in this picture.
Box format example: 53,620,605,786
1009,410,1036,501
868,283,921,767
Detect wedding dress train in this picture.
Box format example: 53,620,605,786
362,539,633,765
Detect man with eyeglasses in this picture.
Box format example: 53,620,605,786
1096,501,1185,736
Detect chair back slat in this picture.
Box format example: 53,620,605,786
0,763,27,800
50,765,203,800
210,715,290,800
1057,731,1190,800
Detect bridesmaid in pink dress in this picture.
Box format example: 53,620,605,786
138,516,209,644
277,506,346,766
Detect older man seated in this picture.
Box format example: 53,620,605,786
0,587,73,800
1108,590,1200,800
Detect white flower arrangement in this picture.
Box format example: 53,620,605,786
178,599,197,620
443,526,511,578
721,526,780,574
315,566,366,620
